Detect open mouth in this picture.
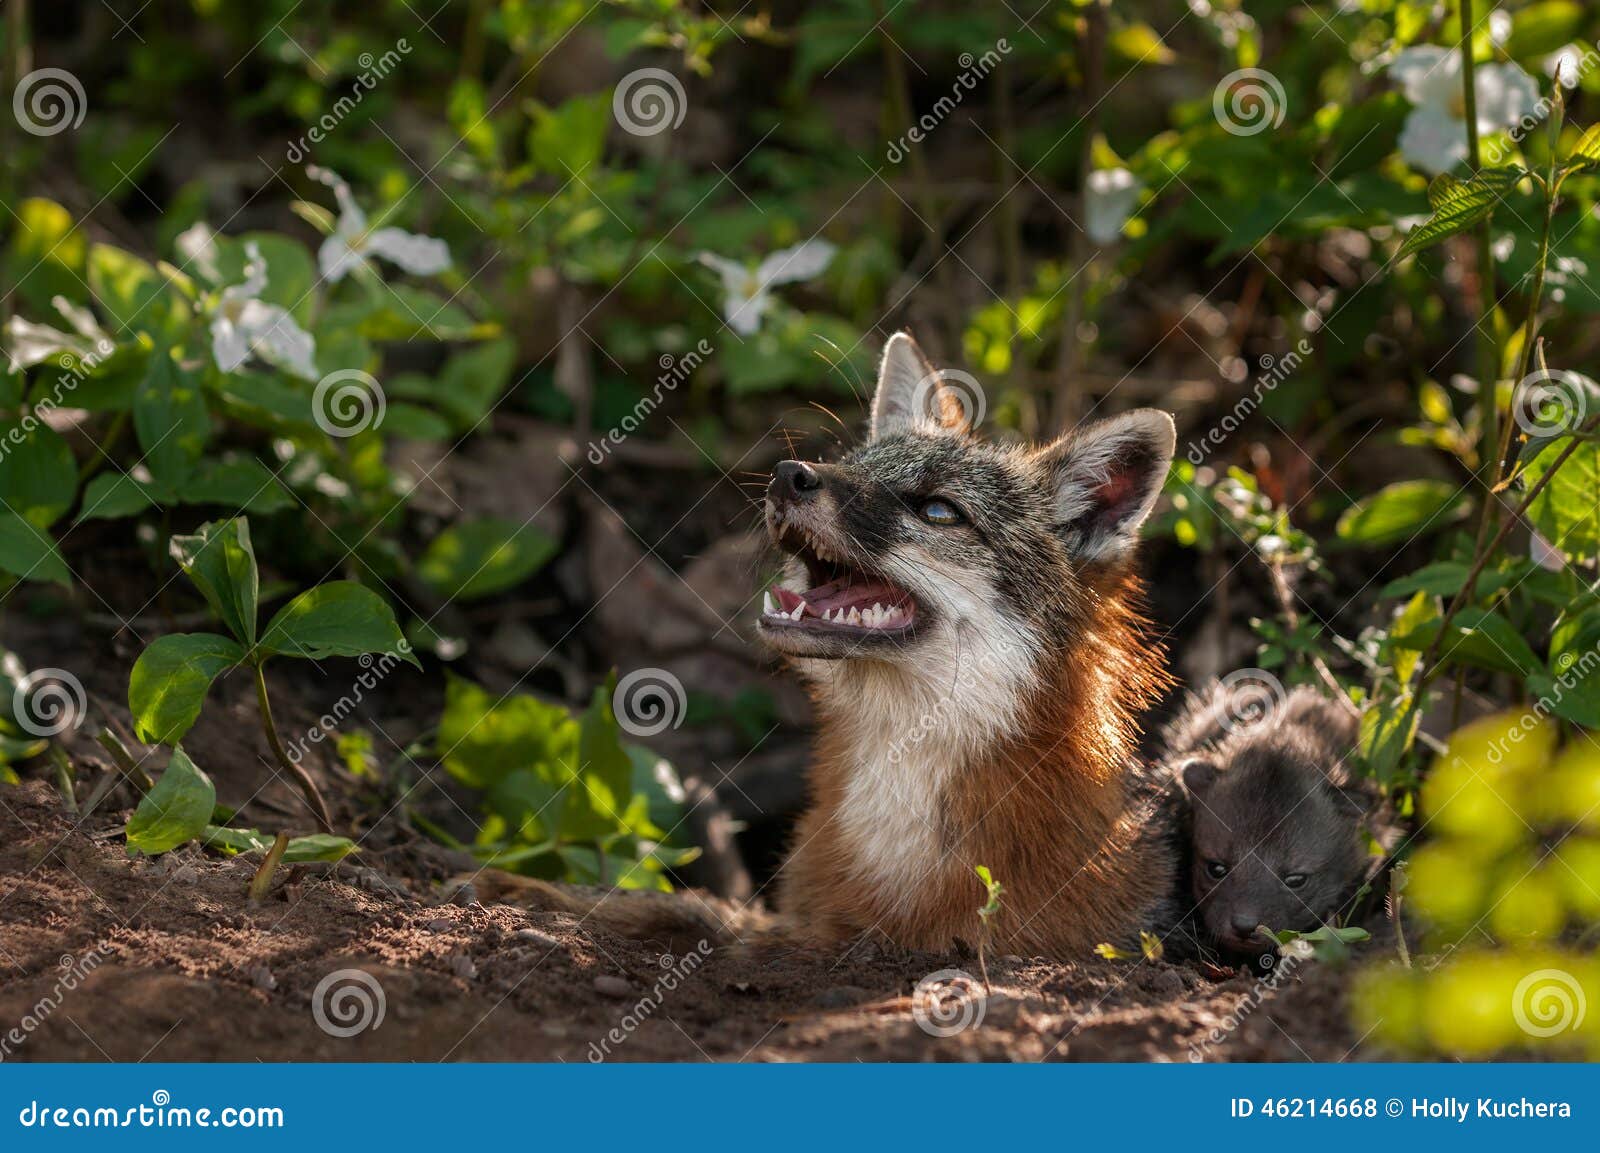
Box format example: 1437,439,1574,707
758,519,918,641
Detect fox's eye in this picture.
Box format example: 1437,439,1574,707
919,498,965,526
1284,873,1308,890
1205,860,1228,880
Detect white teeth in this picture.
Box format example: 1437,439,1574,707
847,607,861,626
763,591,777,616
790,600,806,621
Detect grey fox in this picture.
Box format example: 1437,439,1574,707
1159,681,1400,960
760,331,1182,957
468,332,1183,960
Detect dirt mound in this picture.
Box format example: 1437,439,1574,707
0,782,1366,1061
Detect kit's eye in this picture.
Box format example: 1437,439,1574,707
1205,860,1229,880
919,498,965,526
1284,873,1308,890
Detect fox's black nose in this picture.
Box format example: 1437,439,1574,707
770,460,823,505
1230,915,1259,940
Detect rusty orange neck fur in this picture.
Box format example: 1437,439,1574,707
779,569,1176,958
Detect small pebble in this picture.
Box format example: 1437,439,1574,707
513,928,561,949
424,918,453,933
593,975,634,998
1150,968,1185,996
450,955,477,980
250,966,277,992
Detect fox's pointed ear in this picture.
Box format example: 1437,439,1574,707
1040,409,1175,563
870,331,972,439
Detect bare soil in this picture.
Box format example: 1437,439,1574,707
0,782,1371,1062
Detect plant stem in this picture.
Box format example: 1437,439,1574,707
253,662,335,835
248,832,291,903
1458,0,1500,494
1416,410,1600,692
96,727,152,792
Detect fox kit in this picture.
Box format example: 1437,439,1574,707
759,331,1181,957
1161,681,1397,960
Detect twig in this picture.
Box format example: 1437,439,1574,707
253,663,335,835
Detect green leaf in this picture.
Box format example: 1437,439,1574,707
567,677,635,839
416,518,558,602
1570,123,1600,169
202,826,357,862
0,513,70,585
431,338,516,430
126,746,216,855
1399,168,1526,257
1359,691,1419,784
185,456,293,513
88,243,186,338
1525,440,1600,563
381,402,453,441
77,470,165,521
170,517,259,647
0,420,77,527
134,349,210,489
1388,590,1436,686
259,581,417,666
129,632,245,744
437,673,576,791
1392,608,1543,677
1335,479,1470,547
527,92,611,179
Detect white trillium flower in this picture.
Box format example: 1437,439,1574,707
176,221,223,283
696,240,836,336
1546,45,1584,90
1085,167,1141,245
1488,10,1512,48
1389,46,1539,175
210,241,319,379
308,166,451,284
1530,530,1565,572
